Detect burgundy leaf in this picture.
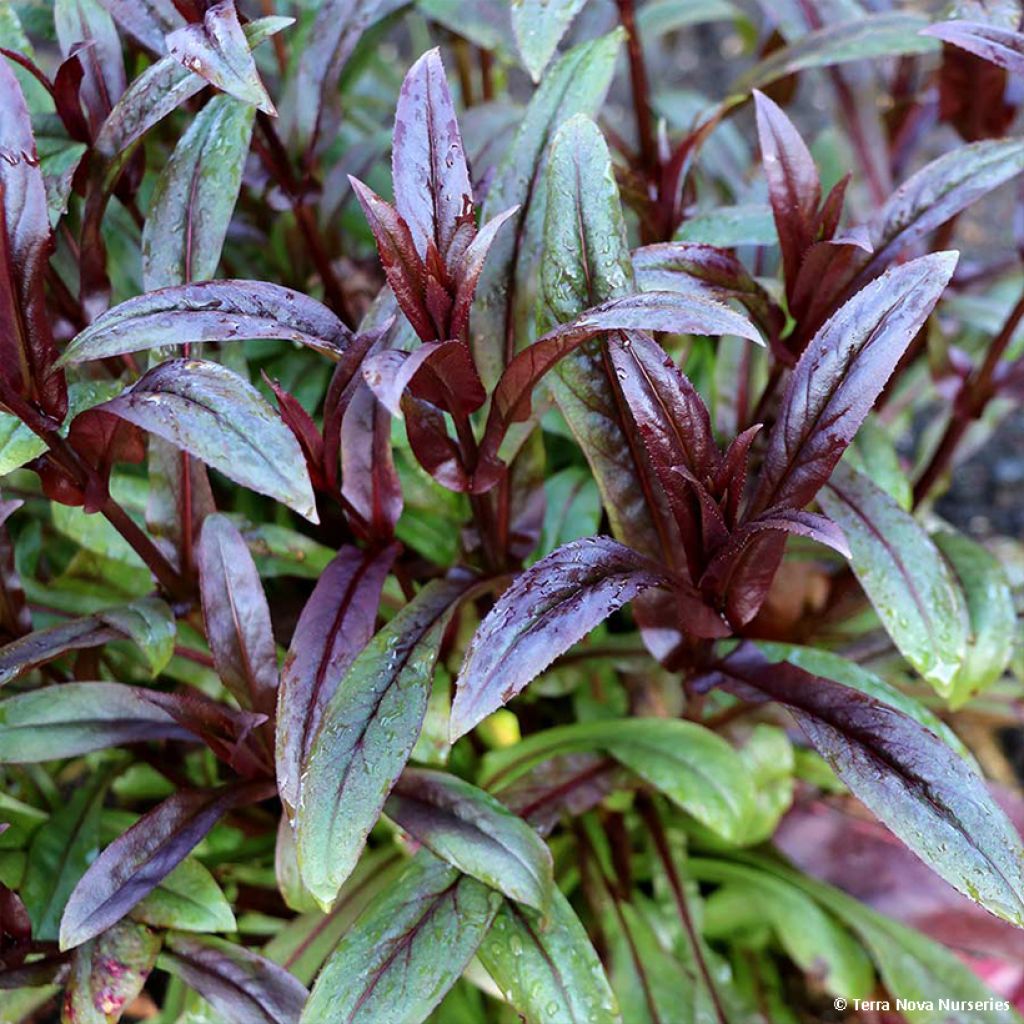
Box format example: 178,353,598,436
702,642,1024,927
60,781,272,949
98,0,185,55
362,341,484,418
197,513,278,716
451,537,669,739
0,884,30,970
392,48,473,260
449,206,518,342
160,932,308,1024
57,407,146,512
401,394,470,491
0,498,29,641
340,380,403,538
349,178,433,341
275,543,397,814
747,252,957,518
51,48,92,144
607,330,719,578
54,0,126,137
753,90,821,293
60,280,352,365
166,0,276,115
474,291,762,487
0,57,66,418
266,376,326,492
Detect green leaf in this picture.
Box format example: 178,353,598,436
142,93,255,291
847,414,912,510
482,719,755,843
819,463,969,695
738,12,939,91
385,768,554,912
296,577,473,908
538,115,669,569
675,203,778,247
537,466,603,559
64,919,161,1024
0,411,46,475
512,0,589,81
735,724,794,845
934,529,1016,708
478,890,619,1024
131,857,236,934
473,30,623,389
721,855,1022,1024
97,359,318,522
695,860,874,1001
301,851,500,1024
22,769,111,941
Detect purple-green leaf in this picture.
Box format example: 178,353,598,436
95,359,318,522
748,252,957,518
60,782,269,949
166,0,276,115
197,514,278,716
295,576,474,908
705,641,1024,927
451,538,667,739
385,768,554,911
0,682,193,762
275,544,397,814
60,281,351,366
300,851,500,1024
160,932,308,1024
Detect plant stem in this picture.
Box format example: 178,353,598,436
638,796,730,1024
616,0,657,180
913,283,1024,506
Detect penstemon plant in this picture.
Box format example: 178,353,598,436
4,0,1024,1021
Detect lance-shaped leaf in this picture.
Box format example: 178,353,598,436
738,12,938,90
0,58,66,418
385,768,554,911
819,463,969,696
275,544,397,814
160,932,308,1024
55,0,126,136
22,769,110,942
362,341,485,419
479,891,619,1024
748,252,957,518
131,857,236,934
475,291,761,486
98,0,185,54
94,15,290,159
0,597,175,685
451,538,667,739
632,241,785,341
64,919,160,1024
340,379,403,536
480,718,755,843
296,576,474,908
142,94,254,290
301,851,500,1024
166,0,276,115
0,682,193,763
0,882,30,970
472,31,622,389
512,0,589,81
924,20,1024,77
704,641,1024,928
753,90,820,293
95,359,318,522
197,514,278,716
60,781,269,949
852,138,1024,289
60,281,351,365
934,529,1016,709
392,48,472,260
